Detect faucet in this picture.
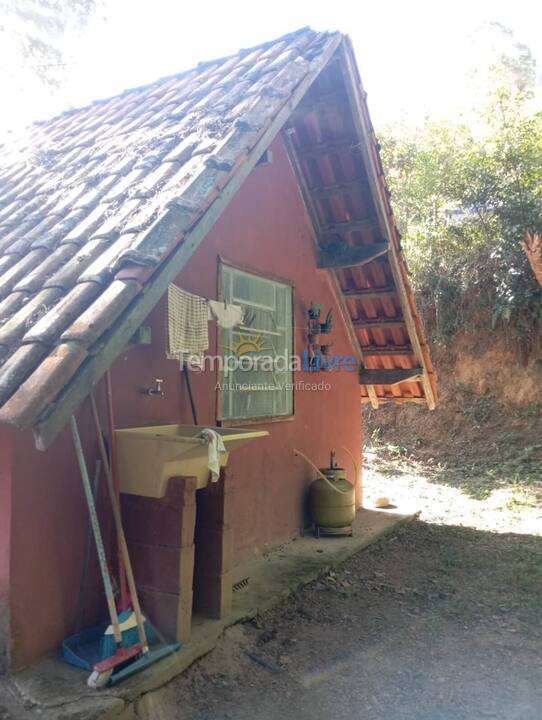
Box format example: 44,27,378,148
145,378,164,397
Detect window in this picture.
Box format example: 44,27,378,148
220,265,293,420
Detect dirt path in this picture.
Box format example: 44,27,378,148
139,450,542,720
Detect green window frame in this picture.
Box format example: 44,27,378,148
219,265,294,421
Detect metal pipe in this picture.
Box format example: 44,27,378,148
183,366,198,425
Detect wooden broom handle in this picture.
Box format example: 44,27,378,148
90,394,148,651
70,416,122,646
105,370,128,610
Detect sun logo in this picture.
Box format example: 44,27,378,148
229,334,268,355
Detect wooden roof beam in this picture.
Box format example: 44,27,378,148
297,88,349,108
359,367,423,386
352,316,404,329
361,345,413,356
320,218,379,238
317,241,389,269
309,179,368,200
342,286,397,300
295,139,361,159
292,94,350,118
361,396,426,405
283,127,380,411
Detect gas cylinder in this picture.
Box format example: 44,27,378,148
310,450,356,531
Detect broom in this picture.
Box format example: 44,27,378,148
70,416,144,688
91,384,157,652
88,393,150,682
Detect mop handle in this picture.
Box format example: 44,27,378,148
70,416,122,646
105,370,128,610
90,395,148,651
74,459,101,636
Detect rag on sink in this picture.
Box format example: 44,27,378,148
197,428,226,482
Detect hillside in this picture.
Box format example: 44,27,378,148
364,335,542,505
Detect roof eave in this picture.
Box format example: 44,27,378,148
338,37,437,410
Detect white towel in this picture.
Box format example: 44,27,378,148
197,428,226,482
168,284,209,366
208,300,244,329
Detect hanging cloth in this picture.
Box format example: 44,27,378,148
197,428,227,482
208,299,244,329
167,285,209,367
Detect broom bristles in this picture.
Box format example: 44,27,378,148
100,610,154,660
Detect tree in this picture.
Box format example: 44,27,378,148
0,0,98,87
380,26,542,342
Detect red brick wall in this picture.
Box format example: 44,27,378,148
121,476,197,641
5,133,363,668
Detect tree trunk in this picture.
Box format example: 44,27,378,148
521,232,542,287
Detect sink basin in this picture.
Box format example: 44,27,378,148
115,424,269,497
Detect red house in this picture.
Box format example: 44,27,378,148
0,28,437,672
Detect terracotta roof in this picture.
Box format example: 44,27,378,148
0,27,436,448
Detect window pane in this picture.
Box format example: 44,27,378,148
221,266,293,420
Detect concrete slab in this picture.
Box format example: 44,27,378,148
2,508,414,720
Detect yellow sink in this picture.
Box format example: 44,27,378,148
115,424,269,497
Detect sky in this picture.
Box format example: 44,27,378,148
1,0,542,137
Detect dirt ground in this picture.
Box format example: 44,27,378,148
138,412,542,720
142,523,542,720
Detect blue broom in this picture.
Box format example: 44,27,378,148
90,394,181,685
71,415,145,687
69,412,180,687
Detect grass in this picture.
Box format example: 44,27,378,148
364,436,542,538
367,417,541,503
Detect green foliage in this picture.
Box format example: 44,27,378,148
380,31,542,343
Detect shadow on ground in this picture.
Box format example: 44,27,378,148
138,521,542,720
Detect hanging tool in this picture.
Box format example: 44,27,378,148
89,393,181,685
90,394,148,658
74,459,101,637
70,416,143,688
105,370,128,610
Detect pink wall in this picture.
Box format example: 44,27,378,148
4,133,363,669
8,407,111,670
0,424,13,671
